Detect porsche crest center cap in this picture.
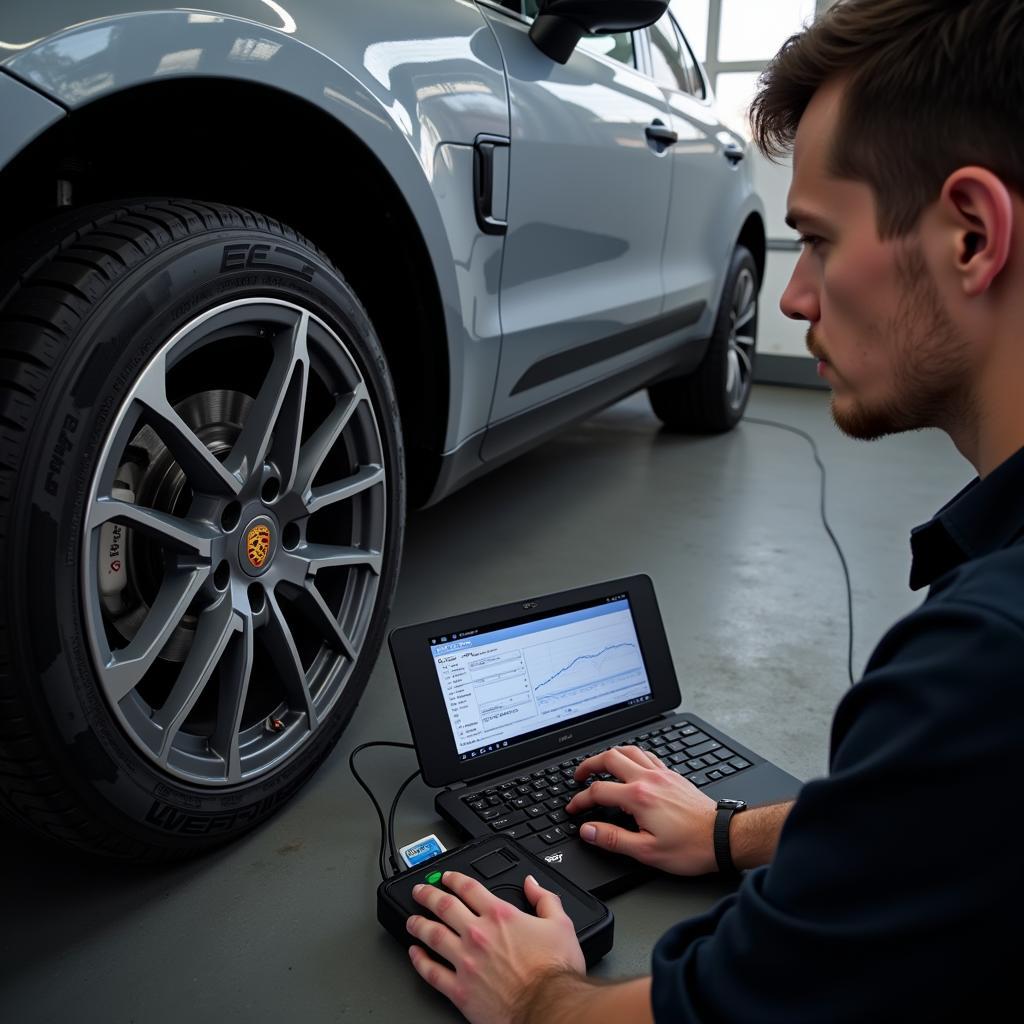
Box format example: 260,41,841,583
240,516,276,577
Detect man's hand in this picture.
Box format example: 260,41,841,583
565,745,718,875
406,870,585,1024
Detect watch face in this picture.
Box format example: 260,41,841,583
718,798,747,811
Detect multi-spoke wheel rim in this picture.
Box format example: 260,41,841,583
725,266,757,410
83,298,387,786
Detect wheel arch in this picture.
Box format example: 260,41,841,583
736,211,767,290
0,76,453,505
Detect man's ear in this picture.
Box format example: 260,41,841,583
940,167,1013,297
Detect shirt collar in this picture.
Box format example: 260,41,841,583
909,444,1024,590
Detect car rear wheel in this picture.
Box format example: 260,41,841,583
0,199,404,860
648,245,759,433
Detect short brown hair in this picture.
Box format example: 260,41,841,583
749,0,1024,237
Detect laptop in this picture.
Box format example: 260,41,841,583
388,574,802,896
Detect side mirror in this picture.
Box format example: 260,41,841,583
529,0,669,64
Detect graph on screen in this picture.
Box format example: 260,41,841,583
431,600,652,755
527,631,646,718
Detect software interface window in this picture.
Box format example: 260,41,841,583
431,596,651,761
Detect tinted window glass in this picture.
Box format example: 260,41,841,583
578,32,635,67
674,20,707,99
649,13,690,93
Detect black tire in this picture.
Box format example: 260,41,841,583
648,245,759,433
0,199,405,861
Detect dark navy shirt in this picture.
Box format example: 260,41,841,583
651,446,1024,1022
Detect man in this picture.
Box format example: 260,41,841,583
403,1,1024,1019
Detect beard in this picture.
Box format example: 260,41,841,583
813,244,975,441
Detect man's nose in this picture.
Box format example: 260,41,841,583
780,261,819,322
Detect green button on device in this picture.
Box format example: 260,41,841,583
425,870,443,885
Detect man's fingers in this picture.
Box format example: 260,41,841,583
412,880,476,935
578,820,651,860
523,873,569,921
565,778,632,816
615,745,666,772
636,747,669,771
408,943,459,999
574,745,654,784
438,870,499,917
407,912,462,965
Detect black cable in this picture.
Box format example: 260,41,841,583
348,740,416,881
744,417,856,688
387,768,423,876
349,417,854,883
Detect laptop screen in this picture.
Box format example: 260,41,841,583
389,574,681,787
427,593,654,762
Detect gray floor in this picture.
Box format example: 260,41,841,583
0,385,969,1023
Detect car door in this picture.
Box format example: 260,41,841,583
647,10,744,322
475,1,674,435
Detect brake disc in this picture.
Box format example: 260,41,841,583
98,389,253,662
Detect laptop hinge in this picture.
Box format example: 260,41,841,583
456,758,538,788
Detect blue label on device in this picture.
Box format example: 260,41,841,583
400,835,445,867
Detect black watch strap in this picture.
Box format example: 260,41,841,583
713,798,747,876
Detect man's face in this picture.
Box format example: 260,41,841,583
780,79,971,439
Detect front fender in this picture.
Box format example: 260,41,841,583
0,2,511,450
0,69,64,175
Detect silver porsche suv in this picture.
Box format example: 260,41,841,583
0,0,764,858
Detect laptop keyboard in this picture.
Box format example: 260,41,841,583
458,720,753,857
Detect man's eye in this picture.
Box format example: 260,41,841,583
799,234,823,249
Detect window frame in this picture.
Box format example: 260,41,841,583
647,9,692,96
640,11,712,105
670,14,709,101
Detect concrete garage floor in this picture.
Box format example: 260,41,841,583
0,385,968,1023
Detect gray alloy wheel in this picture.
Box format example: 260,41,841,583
83,297,387,786
725,266,757,413
647,244,759,433
0,199,404,859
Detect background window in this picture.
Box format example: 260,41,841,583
714,70,761,138
717,0,816,62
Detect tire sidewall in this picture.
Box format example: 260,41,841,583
711,245,759,426
10,218,404,848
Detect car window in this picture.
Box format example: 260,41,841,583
496,1,636,67
577,32,635,67
673,19,706,99
649,12,690,94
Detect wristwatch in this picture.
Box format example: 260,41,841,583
713,798,748,877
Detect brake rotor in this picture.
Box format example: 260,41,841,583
100,389,253,662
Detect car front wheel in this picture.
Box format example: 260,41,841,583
0,199,404,860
